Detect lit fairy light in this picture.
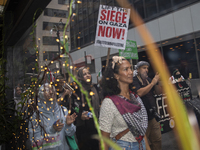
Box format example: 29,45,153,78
56,39,59,42
57,92,59,95
41,66,43,68
86,79,91,82
68,110,71,114
75,86,78,89
82,103,85,107
61,98,63,101
57,70,59,73
77,97,80,100
90,91,94,96
63,64,65,66
50,82,53,85
60,46,63,50
70,66,73,69
65,35,68,39
55,84,57,86
56,79,59,82
48,118,50,120
44,101,46,104
47,108,49,111
51,61,53,63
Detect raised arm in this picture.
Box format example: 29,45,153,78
136,73,160,97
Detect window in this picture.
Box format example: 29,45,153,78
43,22,68,31
43,51,58,61
43,36,59,45
58,0,69,4
158,0,172,13
163,39,199,79
145,0,158,18
173,0,188,6
134,0,145,19
44,8,68,18
88,0,93,15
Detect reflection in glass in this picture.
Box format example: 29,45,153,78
163,39,199,79
158,0,172,12
145,0,158,18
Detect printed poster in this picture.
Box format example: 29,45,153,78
95,5,130,50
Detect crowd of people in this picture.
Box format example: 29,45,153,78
15,56,193,150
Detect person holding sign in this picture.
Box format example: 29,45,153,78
169,68,185,84
132,61,162,150
99,56,148,150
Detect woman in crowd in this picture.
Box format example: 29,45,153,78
73,67,101,150
28,83,77,150
99,56,148,150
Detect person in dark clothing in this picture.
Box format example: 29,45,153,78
55,75,71,108
73,67,100,150
132,61,162,150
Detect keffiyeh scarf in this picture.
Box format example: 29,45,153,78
107,91,148,143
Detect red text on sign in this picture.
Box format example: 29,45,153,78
100,9,127,23
98,25,125,40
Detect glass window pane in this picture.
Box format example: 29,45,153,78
173,0,188,6
43,36,58,45
134,0,145,19
145,0,158,18
158,0,172,12
88,0,93,14
84,29,89,44
163,39,199,79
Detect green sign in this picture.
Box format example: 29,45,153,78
119,40,138,59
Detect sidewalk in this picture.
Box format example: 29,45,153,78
162,130,179,150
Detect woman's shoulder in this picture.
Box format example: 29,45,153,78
101,97,115,106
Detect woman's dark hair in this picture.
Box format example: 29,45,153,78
101,60,123,97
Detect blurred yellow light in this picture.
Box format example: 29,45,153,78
68,110,71,114
65,35,68,39
90,91,94,96
70,66,73,69
51,61,53,63
86,79,91,82
56,39,59,42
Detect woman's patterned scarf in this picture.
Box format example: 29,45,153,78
107,91,148,144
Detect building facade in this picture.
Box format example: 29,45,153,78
70,0,200,95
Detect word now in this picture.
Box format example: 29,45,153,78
98,25,125,40
100,9,127,23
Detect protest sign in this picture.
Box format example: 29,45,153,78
119,40,138,59
174,81,192,102
95,5,130,49
155,94,175,134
